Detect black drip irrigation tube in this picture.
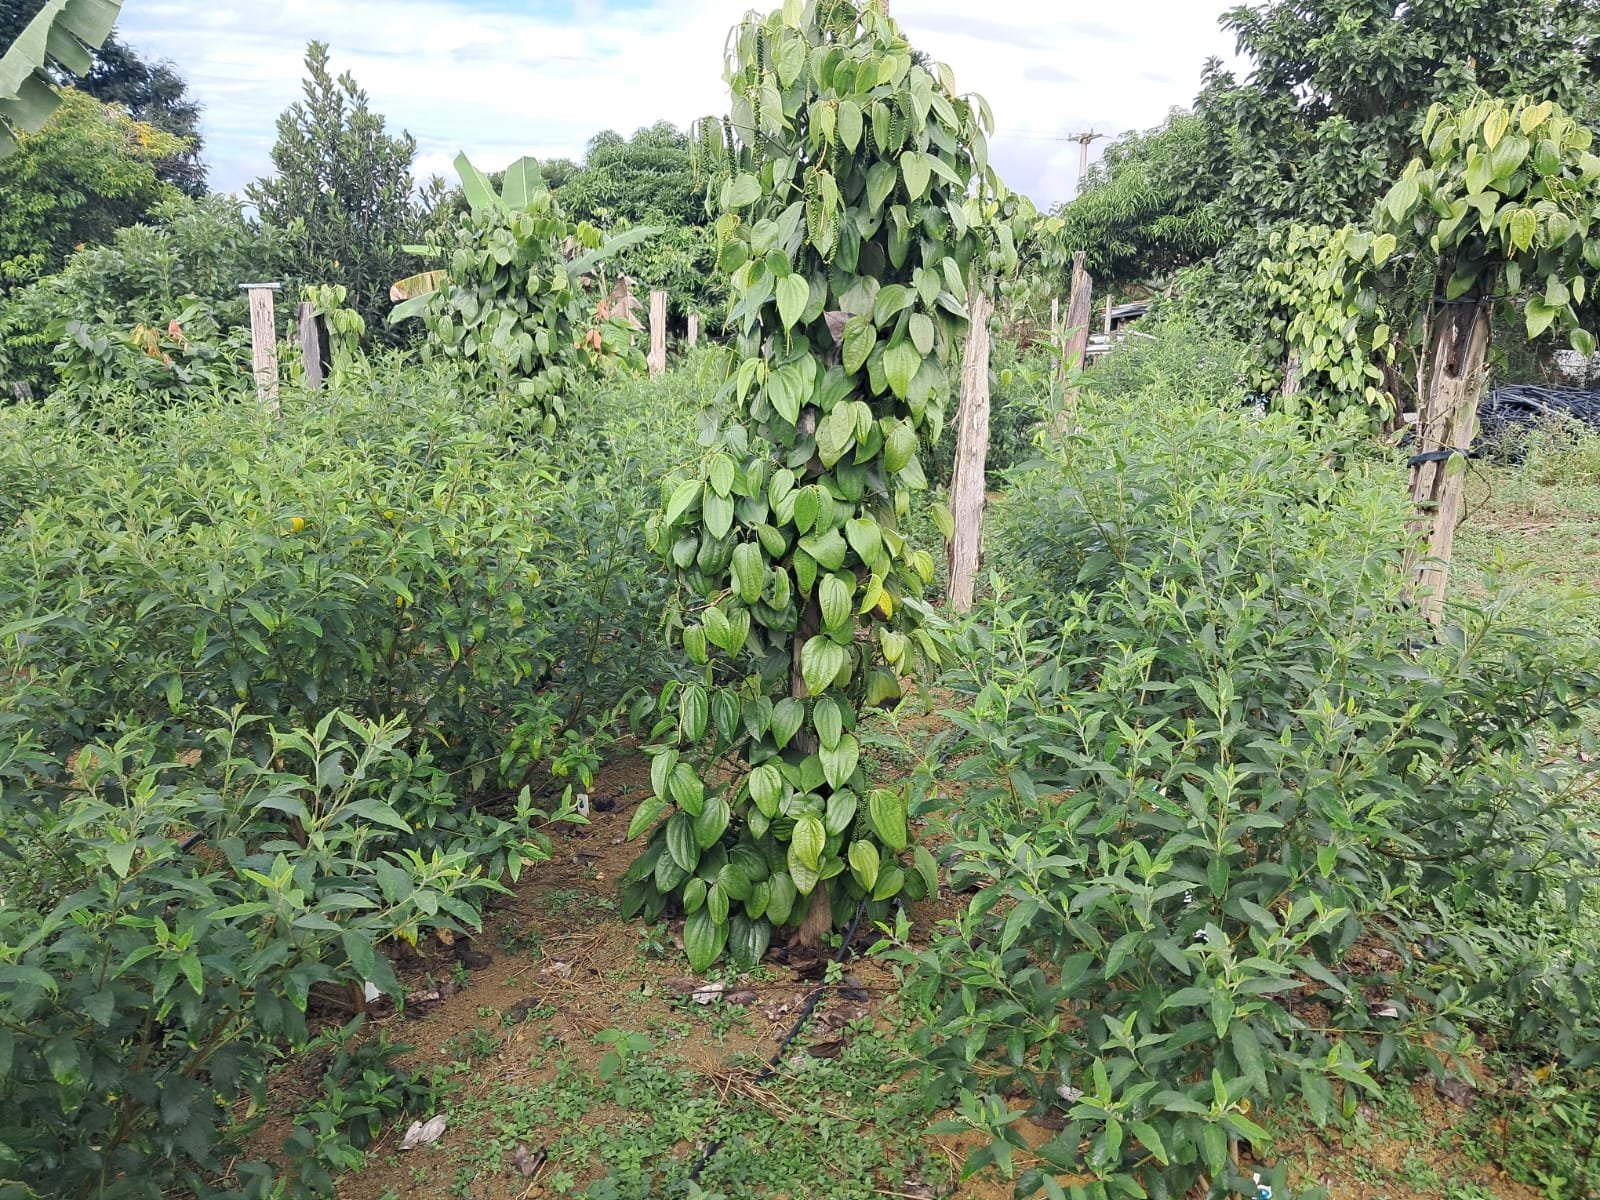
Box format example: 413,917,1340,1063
685,894,872,1185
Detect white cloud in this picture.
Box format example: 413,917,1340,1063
116,0,1239,208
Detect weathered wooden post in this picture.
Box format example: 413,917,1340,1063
1063,251,1093,372
1405,297,1492,623
648,289,668,376
240,282,282,414
946,288,993,613
1050,295,1061,384
687,312,700,349
9,381,32,402
297,301,329,391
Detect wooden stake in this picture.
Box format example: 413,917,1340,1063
1405,297,1492,623
1063,252,1093,371
648,289,668,376
297,302,328,391
242,284,281,414
687,312,700,349
946,288,993,613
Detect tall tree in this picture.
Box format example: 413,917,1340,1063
0,86,180,286
247,41,427,335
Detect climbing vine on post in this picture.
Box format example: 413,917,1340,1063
389,153,657,434
1374,95,1600,620
621,0,999,971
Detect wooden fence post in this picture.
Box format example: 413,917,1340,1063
241,283,282,414
9,381,32,402
1063,251,1093,373
648,289,668,376
946,288,993,613
297,302,329,391
1405,297,1492,623
687,312,700,349
1050,295,1061,384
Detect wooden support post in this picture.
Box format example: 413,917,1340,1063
648,289,668,376
1063,251,1093,372
1104,293,1114,339
297,302,329,391
1050,296,1062,385
9,381,32,402
687,312,699,349
241,283,282,414
1405,296,1492,624
946,288,993,614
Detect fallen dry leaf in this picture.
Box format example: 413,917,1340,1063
399,1113,447,1150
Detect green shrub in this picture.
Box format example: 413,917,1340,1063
0,705,503,1199
899,380,1600,1199
0,358,686,795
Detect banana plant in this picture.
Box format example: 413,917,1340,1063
1,0,123,158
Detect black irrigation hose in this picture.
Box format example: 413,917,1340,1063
685,894,872,1184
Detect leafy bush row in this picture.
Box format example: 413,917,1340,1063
900,340,1600,1199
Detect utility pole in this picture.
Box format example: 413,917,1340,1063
1070,130,1105,196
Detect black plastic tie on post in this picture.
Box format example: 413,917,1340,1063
1407,447,1479,468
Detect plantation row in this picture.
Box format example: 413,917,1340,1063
1,1,1598,1197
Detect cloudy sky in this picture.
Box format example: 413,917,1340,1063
114,0,1242,209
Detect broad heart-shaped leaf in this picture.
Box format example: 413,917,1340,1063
884,421,917,473
732,542,765,604
765,871,798,923
849,840,881,891
667,812,700,873
837,99,864,152
664,479,703,528
820,733,860,791
693,795,730,849
909,313,935,356
867,788,908,851
883,341,922,400
824,788,857,835
771,697,805,749
1509,208,1539,254
684,906,728,972
704,491,734,539
723,173,762,209
901,151,931,201
748,763,783,816
627,795,669,841
813,696,844,750
800,636,847,695
866,160,898,213
790,814,826,871
843,316,877,374
844,518,882,567
727,913,772,968
819,574,852,633
776,274,809,330
787,847,820,896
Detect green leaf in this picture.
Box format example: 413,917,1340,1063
748,764,783,817
844,518,881,566
884,342,921,400
843,316,877,374
867,788,908,851
684,907,728,971
800,636,847,695
499,156,546,210
901,152,931,200
814,696,844,750
731,542,765,604
819,574,852,632
771,698,805,749
909,313,935,356
872,284,912,326
455,151,508,216
627,796,669,841
777,274,809,330
848,840,880,890
667,812,700,873
861,163,894,217
723,173,762,209
693,796,730,850
664,479,703,527
791,814,826,871
820,733,860,790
